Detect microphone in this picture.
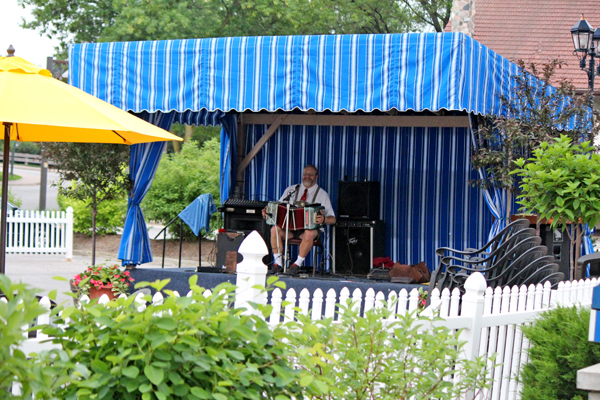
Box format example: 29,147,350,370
282,188,296,203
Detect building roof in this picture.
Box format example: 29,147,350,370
468,0,600,92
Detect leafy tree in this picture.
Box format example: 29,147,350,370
144,139,220,240
58,191,127,236
471,59,597,221
42,143,130,265
513,135,600,279
400,0,452,32
19,0,452,58
167,123,221,154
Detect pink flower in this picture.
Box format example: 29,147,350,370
105,283,113,288
124,271,130,277
121,278,126,282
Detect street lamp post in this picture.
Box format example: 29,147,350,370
571,14,600,119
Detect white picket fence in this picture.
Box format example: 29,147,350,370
15,231,600,399
6,207,73,259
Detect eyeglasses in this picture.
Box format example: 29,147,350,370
303,172,317,177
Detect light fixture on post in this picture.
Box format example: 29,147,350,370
571,14,600,116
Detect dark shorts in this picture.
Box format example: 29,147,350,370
291,228,322,240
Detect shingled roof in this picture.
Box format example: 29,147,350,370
450,0,600,93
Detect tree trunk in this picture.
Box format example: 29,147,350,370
172,141,181,153
91,207,97,266
506,190,512,223
573,224,582,281
184,124,193,142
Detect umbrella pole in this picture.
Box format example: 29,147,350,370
0,123,12,274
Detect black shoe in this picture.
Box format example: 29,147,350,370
268,264,283,275
285,264,300,277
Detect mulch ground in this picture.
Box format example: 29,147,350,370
73,233,217,263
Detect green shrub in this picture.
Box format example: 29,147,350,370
15,141,41,155
520,306,600,400
0,275,53,398
58,192,127,236
289,301,493,400
40,278,311,400
144,139,221,240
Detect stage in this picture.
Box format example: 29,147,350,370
128,267,425,314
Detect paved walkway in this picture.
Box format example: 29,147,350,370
5,251,199,304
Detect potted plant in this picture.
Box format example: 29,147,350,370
73,264,135,300
513,135,600,280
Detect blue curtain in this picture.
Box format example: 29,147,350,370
118,111,175,265
469,117,507,243
219,115,238,202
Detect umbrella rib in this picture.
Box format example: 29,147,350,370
112,130,127,143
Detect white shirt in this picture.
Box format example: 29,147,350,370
279,183,335,218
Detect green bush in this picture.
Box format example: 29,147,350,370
520,306,600,400
40,278,311,400
15,141,41,155
144,139,221,240
58,192,127,236
289,301,493,400
0,275,53,398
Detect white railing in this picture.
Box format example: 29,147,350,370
15,231,600,400
6,207,73,260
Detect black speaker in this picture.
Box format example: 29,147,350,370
338,181,380,219
539,225,571,279
333,220,385,275
223,213,270,246
216,231,245,272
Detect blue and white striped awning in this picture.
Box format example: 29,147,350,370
69,32,521,116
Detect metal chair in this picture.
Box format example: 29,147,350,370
504,255,555,287
286,237,324,276
435,219,532,268
428,234,545,301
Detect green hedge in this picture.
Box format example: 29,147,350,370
58,193,127,236
520,306,600,400
144,138,221,240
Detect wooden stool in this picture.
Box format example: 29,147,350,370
287,238,324,277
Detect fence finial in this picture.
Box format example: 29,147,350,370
234,231,269,313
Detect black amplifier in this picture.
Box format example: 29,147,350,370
219,198,270,246
333,219,385,275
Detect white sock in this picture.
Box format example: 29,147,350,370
273,253,282,266
295,256,305,267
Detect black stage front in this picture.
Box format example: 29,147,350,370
128,268,424,314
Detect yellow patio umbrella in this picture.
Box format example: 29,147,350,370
0,55,183,273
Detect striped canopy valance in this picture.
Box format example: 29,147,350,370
69,32,522,116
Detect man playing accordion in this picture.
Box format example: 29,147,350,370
262,165,336,276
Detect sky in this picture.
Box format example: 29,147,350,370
1,0,61,67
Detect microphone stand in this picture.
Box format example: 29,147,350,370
281,189,296,273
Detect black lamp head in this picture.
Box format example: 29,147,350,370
571,14,595,59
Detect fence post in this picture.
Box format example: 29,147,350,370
65,207,73,261
234,230,268,314
458,272,487,400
